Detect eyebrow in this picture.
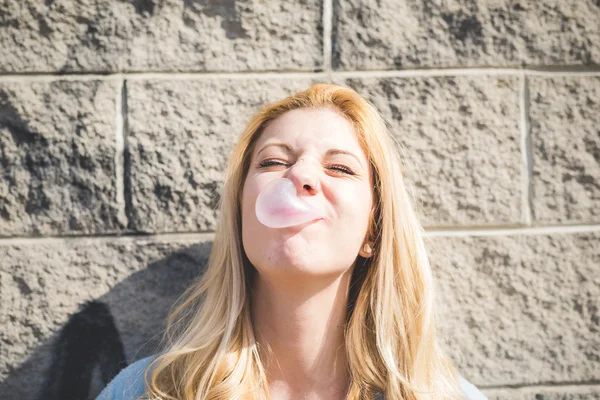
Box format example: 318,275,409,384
256,143,364,167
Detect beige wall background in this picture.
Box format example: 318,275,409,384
1,1,599,399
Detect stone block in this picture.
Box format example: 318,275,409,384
333,0,600,69
126,78,323,233
428,231,600,386
529,76,600,224
0,236,212,399
0,79,124,237
483,389,526,400
345,76,521,227
0,0,323,73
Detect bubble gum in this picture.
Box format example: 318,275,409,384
255,178,325,228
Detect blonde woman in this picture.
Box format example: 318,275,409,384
96,84,487,400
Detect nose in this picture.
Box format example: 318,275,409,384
286,157,320,196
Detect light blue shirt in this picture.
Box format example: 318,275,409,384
96,355,487,399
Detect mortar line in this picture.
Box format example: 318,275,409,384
424,223,600,237
0,232,216,246
520,71,534,225
0,71,327,82
322,0,333,71
525,69,600,77
114,76,126,228
121,80,134,230
4,67,600,83
0,73,124,82
331,68,523,78
1,224,599,246
482,381,600,392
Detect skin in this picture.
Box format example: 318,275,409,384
241,107,375,400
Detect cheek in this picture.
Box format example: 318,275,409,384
241,185,260,262
241,183,258,228
336,183,372,220
241,177,267,244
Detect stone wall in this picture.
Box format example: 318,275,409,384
1,1,599,399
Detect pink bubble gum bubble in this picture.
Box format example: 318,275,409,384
255,178,325,228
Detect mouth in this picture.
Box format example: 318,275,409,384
280,217,325,231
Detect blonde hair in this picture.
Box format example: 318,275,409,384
144,83,464,399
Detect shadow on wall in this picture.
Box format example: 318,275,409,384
1,242,211,400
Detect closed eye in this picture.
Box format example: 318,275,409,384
258,160,355,175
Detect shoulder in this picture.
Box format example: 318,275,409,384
458,375,488,400
95,355,158,400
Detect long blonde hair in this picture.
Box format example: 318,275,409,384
144,83,464,399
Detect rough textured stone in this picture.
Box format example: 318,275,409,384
333,0,600,70
0,0,323,73
529,77,600,224
2,232,597,396
0,236,212,399
429,231,600,386
126,78,326,233
483,389,526,400
0,80,125,237
345,76,521,227
485,386,600,400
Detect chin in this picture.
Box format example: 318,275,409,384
261,264,342,282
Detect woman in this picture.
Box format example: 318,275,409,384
97,84,487,399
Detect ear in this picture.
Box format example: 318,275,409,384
359,242,373,258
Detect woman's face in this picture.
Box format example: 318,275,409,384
241,107,374,280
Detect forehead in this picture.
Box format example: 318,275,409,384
254,108,364,155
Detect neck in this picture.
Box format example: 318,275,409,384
251,269,353,399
